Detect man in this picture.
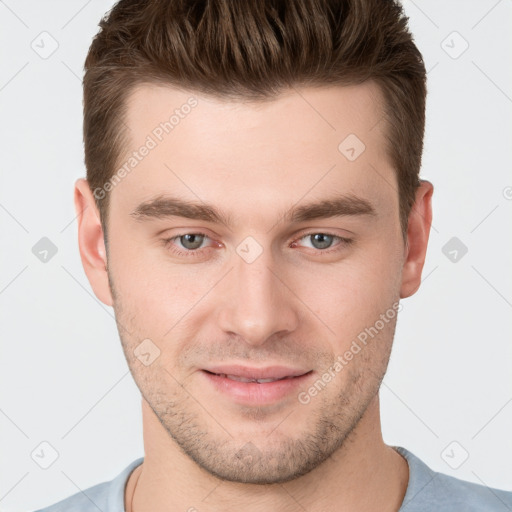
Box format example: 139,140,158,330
34,0,512,511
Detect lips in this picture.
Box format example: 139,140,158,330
201,366,314,405
202,365,311,382
206,372,294,384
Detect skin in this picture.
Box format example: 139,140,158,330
75,81,433,512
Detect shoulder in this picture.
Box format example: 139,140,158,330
395,446,512,512
31,457,144,512
418,471,512,511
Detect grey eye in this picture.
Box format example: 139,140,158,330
308,233,334,250
179,234,205,250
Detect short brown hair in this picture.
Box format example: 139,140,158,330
83,0,426,236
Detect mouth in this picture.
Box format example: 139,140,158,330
200,366,314,405
203,370,310,384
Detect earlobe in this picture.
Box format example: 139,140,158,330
74,178,113,306
399,180,434,299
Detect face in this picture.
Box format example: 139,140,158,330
80,82,424,484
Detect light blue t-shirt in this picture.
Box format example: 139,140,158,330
32,446,512,511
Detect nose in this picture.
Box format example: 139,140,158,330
216,247,300,346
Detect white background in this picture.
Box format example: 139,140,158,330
1,1,511,510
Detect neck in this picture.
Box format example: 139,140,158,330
126,395,409,512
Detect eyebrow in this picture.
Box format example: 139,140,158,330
130,193,376,227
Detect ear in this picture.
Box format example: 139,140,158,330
400,180,434,299
74,178,113,306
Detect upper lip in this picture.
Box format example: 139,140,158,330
203,365,311,380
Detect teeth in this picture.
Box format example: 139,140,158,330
217,373,287,383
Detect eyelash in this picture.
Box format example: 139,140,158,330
162,231,353,258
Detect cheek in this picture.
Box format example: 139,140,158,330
290,247,402,342
107,234,197,323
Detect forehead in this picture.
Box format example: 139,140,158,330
112,81,397,226
124,81,387,151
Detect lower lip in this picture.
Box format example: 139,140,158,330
201,370,313,405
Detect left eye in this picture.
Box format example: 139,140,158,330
297,233,339,250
